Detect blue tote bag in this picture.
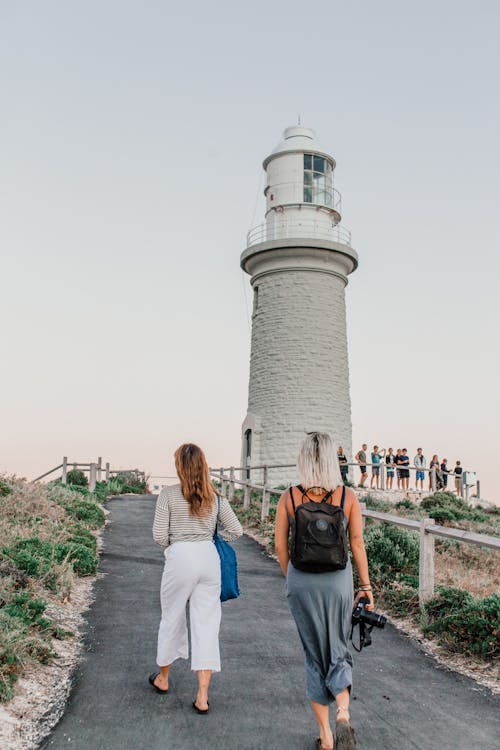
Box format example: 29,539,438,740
213,496,240,602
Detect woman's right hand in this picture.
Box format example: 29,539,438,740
353,588,375,611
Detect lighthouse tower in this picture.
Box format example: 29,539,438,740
240,126,358,484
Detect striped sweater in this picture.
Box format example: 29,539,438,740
152,483,243,548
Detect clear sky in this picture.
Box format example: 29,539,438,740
1,1,499,501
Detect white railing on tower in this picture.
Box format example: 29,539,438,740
246,219,352,248
264,182,343,213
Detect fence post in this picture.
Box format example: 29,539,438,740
460,476,465,500
380,463,385,491
419,517,435,607
62,457,68,484
263,465,268,489
261,486,270,521
243,482,251,510
97,457,102,482
105,462,110,481
476,480,480,500
359,501,366,532
89,463,97,492
229,467,235,502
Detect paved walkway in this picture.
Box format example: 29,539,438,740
42,495,499,750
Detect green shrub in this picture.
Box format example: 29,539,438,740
4,537,98,579
0,478,12,497
67,523,97,551
421,491,464,512
362,494,392,512
65,470,88,487
420,491,489,525
113,472,147,493
53,542,98,575
363,523,419,582
66,484,90,496
63,499,105,528
4,592,47,627
428,507,459,524
0,610,54,702
424,587,500,659
395,498,418,511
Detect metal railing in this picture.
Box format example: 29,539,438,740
246,219,352,248
263,181,343,213
210,463,497,607
32,457,146,491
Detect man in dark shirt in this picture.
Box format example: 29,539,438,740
440,458,450,488
454,461,463,495
400,448,410,493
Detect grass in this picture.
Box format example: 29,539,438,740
0,471,146,702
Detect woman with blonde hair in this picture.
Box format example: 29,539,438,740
275,432,375,750
150,443,242,713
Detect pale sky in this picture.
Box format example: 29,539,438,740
1,1,499,501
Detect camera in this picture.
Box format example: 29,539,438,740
350,597,387,651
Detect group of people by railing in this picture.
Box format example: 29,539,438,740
337,444,466,495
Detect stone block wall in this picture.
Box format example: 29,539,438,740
243,268,353,486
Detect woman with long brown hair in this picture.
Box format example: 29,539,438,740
150,443,242,712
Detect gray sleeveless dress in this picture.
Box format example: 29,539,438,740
286,489,353,705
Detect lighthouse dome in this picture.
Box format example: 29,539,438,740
263,126,334,169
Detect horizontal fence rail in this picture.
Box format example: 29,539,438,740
33,458,146,491
210,464,498,608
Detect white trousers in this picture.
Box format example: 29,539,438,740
156,540,222,672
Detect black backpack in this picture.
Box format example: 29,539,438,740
289,485,348,573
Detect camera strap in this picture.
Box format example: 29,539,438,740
350,620,375,653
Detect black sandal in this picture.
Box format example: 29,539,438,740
148,672,168,694
192,700,209,715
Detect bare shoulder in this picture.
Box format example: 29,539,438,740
343,487,359,514
277,487,293,516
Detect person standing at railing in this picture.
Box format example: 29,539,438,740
414,448,426,492
355,444,368,488
395,449,403,490
440,458,451,489
274,433,374,750
453,461,463,495
429,455,443,491
385,448,396,490
337,446,349,484
370,446,386,490
150,443,242,713
400,449,410,494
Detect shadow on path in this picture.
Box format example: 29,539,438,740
42,495,499,750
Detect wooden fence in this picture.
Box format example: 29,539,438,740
33,458,146,491
210,464,499,608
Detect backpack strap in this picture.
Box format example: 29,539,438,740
289,486,296,512
320,490,333,504
340,485,346,510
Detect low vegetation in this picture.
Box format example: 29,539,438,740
0,471,147,702
231,488,500,663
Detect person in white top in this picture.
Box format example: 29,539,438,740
149,443,242,713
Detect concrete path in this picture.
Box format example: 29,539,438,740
42,495,499,750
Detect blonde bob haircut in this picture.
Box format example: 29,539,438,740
174,443,216,517
297,432,343,492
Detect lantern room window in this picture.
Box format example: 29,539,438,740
303,154,332,207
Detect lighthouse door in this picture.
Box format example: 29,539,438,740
244,429,252,479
